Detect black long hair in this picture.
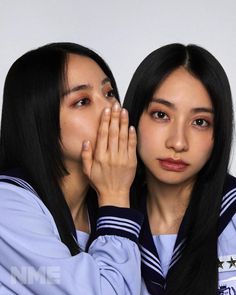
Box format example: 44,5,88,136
0,42,119,255
123,43,233,294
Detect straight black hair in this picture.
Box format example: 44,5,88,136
124,43,233,294
0,42,119,255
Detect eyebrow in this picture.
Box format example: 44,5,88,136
64,77,111,96
150,98,214,114
150,98,175,109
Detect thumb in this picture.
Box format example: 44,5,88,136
81,140,93,177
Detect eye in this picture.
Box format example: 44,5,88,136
75,98,91,107
192,118,209,127
152,111,169,120
105,89,116,99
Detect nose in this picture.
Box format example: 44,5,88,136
165,123,189,153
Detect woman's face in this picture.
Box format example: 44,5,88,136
60,54,117,169
137,67,214,186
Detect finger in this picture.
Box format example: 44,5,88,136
81,140,93,177
118,108,129,154
128,126,137,161
108,102,121,153
95,107,111,157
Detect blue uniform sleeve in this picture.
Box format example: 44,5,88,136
0,183,143,295
218,213,236,292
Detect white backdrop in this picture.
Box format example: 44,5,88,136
0,0,235,175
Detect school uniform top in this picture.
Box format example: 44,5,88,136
0,172,144,295
137,174,236,294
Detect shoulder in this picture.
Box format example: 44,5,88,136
0,177,58,236
219,212,236,240
218,176,236,278
221,173,236,212
222,173,236,195
219,173,236,222
218,174,236,255
219,173,236,231
0,177,49,213
0,176,69,258
221,173,236,216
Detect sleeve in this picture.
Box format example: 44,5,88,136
0,183,143,295
218,212,236,292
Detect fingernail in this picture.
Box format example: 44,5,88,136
82,141,90,150
129,126,135,132
113,102,120,111
121,108,127,116
104,108,111,114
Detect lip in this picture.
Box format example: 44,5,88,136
158,158,189,172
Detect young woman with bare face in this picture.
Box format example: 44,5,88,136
124,43,236,295
0,43,143,294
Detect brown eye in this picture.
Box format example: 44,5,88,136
193,119,209,127
105,89,116,99
152,111,169,120
75,98,90,107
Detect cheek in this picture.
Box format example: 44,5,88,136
137,124,161,159
203,138,214,160
60,115,98,152
194,135,214,164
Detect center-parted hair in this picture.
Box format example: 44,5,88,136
123,43,234,295
0,42,119,255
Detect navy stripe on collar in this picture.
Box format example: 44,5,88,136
219,174,236,235
138,173,236,294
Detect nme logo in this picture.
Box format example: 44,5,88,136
10,266,61,285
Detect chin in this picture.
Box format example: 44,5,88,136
153,171,196,187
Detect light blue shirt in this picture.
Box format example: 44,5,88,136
140,215,236,294
78,218,236,294
0,180,143,295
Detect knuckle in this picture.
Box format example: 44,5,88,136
119,157,128,166
109,154,117,165
121,115,128,123
111,111,120,119
94,153,102,162
109,130,119,138
98,128,108,137
129,141,137,149
119,133,128,142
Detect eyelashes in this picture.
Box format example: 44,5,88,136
150,110,212,128
105,89,116,99
74,97,90,107
151,111,169,121
72,88,117,108
192,118,210,128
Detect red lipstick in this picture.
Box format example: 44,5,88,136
158,158,189,172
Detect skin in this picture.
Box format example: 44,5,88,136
137,67,214,234
60,54,117,166
60,54,137,231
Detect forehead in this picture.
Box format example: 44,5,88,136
153,67,213,108
66,54,107,86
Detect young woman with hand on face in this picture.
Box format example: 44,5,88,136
0,43,143,295
123,43,236,295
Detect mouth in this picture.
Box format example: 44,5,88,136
158,158,189,172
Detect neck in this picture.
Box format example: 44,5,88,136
146,171,195,235
61,161,90,233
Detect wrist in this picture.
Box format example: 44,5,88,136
90,206,144,244
98,192,130,208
